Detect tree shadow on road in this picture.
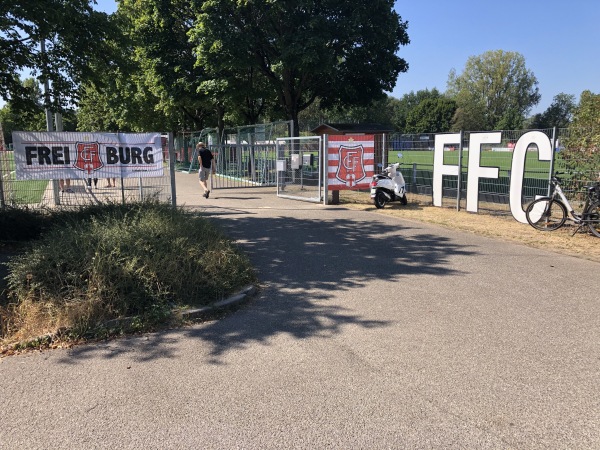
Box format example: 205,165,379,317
58,213,477,364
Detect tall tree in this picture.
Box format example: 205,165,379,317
447,50,540,131
117,0,214,131
404,97,456,133
1,78,77,144
388,88,443,131
527,93,576,129
0,0,113,112
192,0,409,136
561,90,600,183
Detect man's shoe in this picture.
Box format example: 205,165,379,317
203,191,208,198
206,190,210,198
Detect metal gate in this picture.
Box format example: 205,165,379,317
210,143,278,188
275,136,322,202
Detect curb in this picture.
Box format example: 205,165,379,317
178,284,258,321
1,285,259,355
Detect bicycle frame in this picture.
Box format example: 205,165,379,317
550,182,580,222
527,175,600,236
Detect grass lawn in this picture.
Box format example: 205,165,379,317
387,150,553,179
2,152,50,204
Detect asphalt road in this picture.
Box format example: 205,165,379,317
1,173,599,449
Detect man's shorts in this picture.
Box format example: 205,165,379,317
198,166,211,181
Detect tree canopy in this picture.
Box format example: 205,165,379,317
0,0,113,112
447,50,540,131
191,0,409,136
561,90,600,182
527,93,576,129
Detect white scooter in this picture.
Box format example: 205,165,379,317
370,163,407,209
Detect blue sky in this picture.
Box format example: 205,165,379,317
92,0,600,113
57,0,600,116
392,0,600,114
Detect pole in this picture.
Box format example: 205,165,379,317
41,39,62,205
323,134,329,205
457,130,464,211
548,126,557,197
169,132,177,207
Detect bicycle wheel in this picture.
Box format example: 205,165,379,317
585,201,600,238
525,197,567,231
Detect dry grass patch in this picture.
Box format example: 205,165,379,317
339,191,600,263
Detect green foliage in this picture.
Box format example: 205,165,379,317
1,202,256,342
528,93,576,129
192,0,409,135
388,89,445,131
307,96,397,128
0,0,114,112
447,50,540,131
404,97,456,133
560,90,600,183
113,0,214,131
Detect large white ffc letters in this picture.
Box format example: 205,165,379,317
432,131,553,223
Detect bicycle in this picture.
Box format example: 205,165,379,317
525,174,600,237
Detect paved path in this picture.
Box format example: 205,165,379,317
2,172,599,449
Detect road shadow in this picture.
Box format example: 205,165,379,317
58,211,477,365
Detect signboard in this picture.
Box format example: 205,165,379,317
12,131,164,180
327,135,374,190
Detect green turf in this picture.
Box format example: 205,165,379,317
387,150,553,179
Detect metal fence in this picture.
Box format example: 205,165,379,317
385,128,597,213
276,136,322,202
210,143,279,188
174,121,292,171
0,135,176,210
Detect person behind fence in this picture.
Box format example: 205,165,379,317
197,142,214,198
59,178,72,193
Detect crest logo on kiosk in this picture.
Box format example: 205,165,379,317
336,145,366,187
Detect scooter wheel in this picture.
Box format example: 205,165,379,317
374,191,387,209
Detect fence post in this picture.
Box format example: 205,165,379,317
548,126,557,196
0,158,5,210
169,132,177,207
457,130,464,211
382,133,387,169
412,163,417,193
323,135,329,205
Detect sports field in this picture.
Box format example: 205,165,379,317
0,152,48,204
387,149,553,178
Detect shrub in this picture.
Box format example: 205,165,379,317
1,202,256,344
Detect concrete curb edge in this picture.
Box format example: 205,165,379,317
178,284,258,321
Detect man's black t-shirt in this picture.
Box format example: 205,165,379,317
199,148,213,169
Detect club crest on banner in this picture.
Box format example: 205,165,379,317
336,145,366,187
73,142,103,174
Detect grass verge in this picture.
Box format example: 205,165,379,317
339,190,600,263
0,202,256,354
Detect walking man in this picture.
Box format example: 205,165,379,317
197,142,214,198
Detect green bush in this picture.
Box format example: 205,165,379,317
1,202,256,342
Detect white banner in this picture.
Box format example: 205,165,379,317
12,131,164,180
